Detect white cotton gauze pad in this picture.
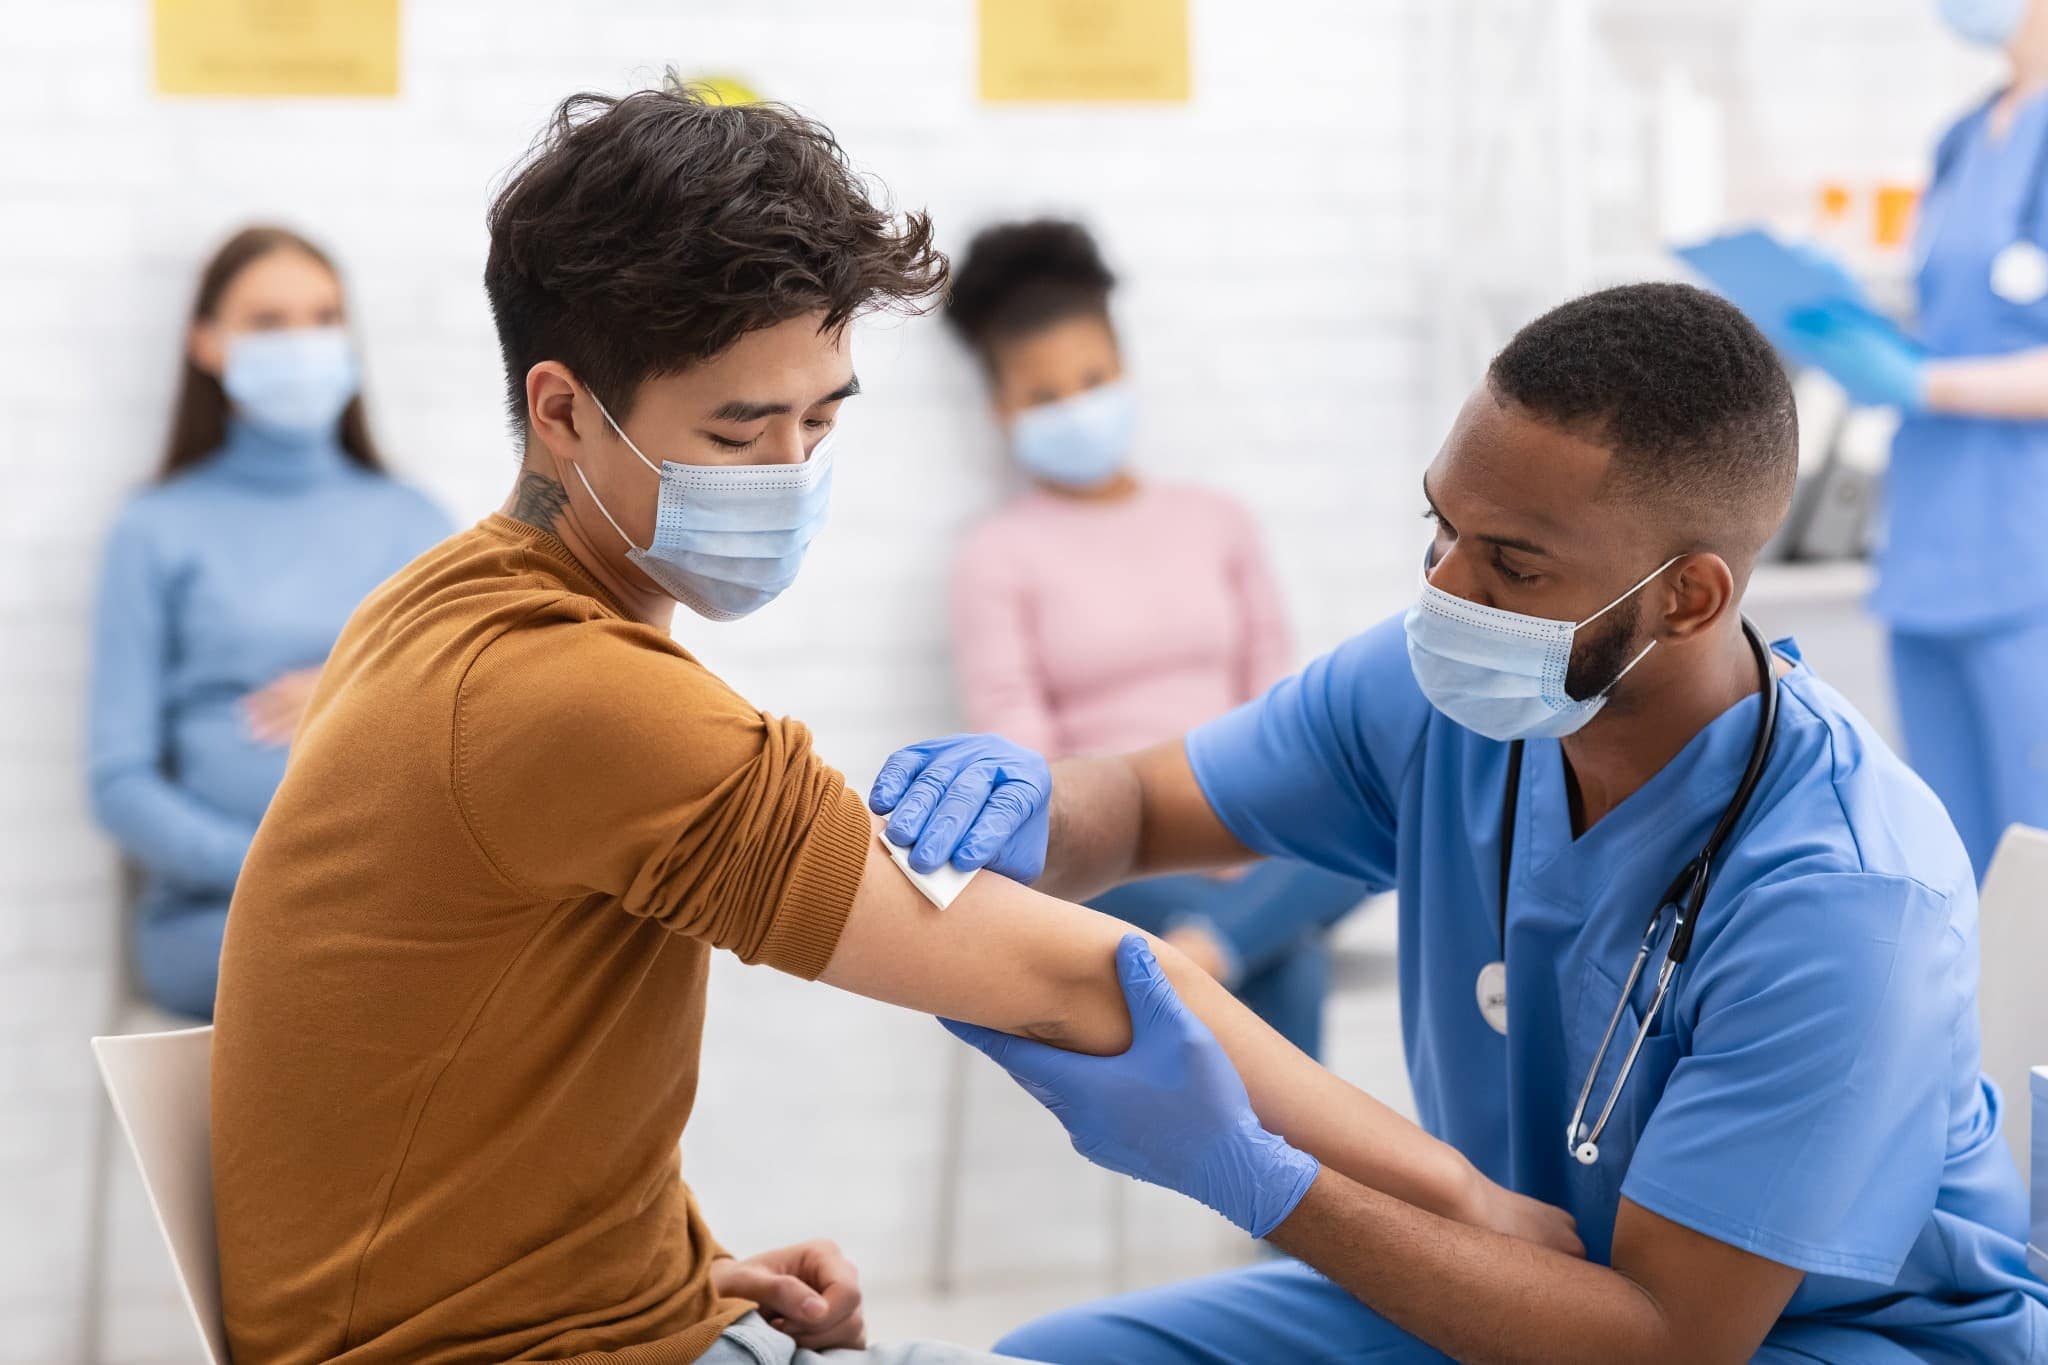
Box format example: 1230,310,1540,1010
884,837,978,909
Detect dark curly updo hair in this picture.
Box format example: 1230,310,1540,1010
945,218,1116,363
485,78,948,431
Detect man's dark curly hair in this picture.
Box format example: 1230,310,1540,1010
1487,282,1798,552
485,81,948,432
944,218,1116,363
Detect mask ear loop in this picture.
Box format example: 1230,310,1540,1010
1575,555,1682,700
1577,555,1683,630
567,383,662,554
570,462,640,554
584,386,662,474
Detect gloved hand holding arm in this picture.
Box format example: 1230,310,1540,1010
946,935,1320,1236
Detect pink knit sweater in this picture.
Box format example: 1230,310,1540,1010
949,482,1292,758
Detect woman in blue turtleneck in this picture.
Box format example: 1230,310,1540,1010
89,226,449,1019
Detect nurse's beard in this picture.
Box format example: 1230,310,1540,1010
1564,595,1646,703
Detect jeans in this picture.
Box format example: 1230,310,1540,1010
700,1311,1034,1364
1087,860,1373,1059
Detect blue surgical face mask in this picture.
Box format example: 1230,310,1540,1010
222,326,360,437
572,389,835,621
1009,380,1137,489
1402,554,1678,741
1938,0,2027,47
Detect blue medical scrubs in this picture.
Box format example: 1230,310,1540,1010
998,617,2047,1364
1879,90,2048,879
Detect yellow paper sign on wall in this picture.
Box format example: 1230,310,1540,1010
980,0,1190,104
154,0,401,97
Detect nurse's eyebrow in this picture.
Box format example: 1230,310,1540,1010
706,375,860,424
1420,474,1553,557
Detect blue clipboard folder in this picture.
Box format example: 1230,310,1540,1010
1673,228,1923,363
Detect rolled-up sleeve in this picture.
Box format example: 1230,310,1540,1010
453,614,871,979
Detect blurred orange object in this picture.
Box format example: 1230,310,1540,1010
1875,183,1922,249
1818,182,1855,223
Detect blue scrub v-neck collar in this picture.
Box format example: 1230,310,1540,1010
1978,82,2048,152
1515,658,1788,904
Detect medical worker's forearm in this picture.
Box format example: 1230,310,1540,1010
1037,741,1255,900
1270,1173,1793,1364
1033,753,1146,900
1925,348,2048,420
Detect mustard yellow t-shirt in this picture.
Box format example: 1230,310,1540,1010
211,516,871,1363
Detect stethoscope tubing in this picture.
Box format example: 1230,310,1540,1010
1496,618,1781,1164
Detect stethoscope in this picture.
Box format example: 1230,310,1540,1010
1485,618,1781,1167
1917,87,2048,306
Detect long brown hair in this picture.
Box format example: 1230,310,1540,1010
158,225,385,480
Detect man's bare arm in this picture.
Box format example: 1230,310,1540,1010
1033,741,1252,901
1269,1171,1802,1363
819,817,1579,1254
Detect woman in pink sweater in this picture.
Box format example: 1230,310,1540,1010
943,220,1369,1058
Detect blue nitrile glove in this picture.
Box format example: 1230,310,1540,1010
867,733,1051,880
942,935,1321,1239
1784,301,1928,411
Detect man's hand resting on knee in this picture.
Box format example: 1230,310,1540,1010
712,1239,865,1350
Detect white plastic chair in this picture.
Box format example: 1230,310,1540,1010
90,1026,229,1365
1977,825,2048,1169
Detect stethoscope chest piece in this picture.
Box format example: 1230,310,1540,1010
1992,240,2048,304
1504,619,1782,1171
1475,961,1509,1035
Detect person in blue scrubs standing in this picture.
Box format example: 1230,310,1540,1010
875,284,2048,1361
1793,0,2048,879
88,226,449,1018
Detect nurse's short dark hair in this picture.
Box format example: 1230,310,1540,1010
485,80,947,432
1486,283,1798,545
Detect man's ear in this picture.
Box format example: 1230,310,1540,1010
1662,553,1735,642
526,362,588,468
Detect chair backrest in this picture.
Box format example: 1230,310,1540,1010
1979,825,2048,1169
91,1025,229,1365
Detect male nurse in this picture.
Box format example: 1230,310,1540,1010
878,284,2048,1361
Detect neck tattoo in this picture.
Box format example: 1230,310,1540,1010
508,471,570,533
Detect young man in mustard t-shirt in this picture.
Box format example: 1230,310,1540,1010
208,84,1577,1365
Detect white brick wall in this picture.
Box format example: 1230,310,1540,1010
0,1,1994,1360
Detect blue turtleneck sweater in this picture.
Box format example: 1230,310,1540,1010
88,421,450,1014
